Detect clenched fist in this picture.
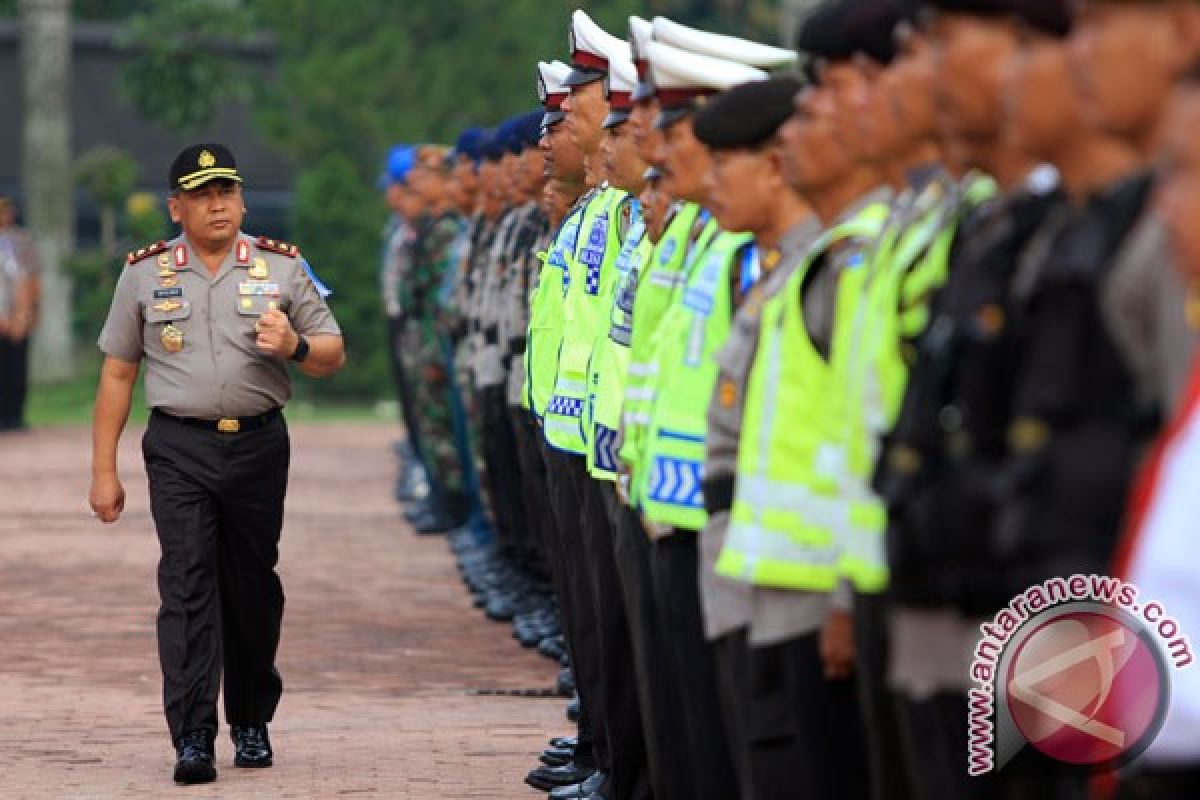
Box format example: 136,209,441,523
89,472,126,524
254,307,299,359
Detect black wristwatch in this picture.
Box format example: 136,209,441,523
289,334,310,363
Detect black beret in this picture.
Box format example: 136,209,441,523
796,0,918,64
844,0,920,63
169,143,242,191
692,76,805,151
795,2,857,61
925,0,1071,37
924,0,1016,17
1009,0,1072,37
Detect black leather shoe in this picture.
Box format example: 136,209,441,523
173,729,216,784
540,746,574,767
412,508,461,535
556,667,575,697
525,762,595,791
550,770,607,799
538,634,567,663
231,724,273,768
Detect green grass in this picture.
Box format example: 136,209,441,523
27,358,389,427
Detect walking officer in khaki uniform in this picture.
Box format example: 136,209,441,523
88,143,345,786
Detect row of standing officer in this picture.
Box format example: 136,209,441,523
379,0,1200,798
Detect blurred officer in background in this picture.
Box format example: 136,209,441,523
0,194,40,432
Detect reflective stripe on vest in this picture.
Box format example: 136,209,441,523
619,202,705,503
717,203,889,590
587,211,650,480
545,187,629,454
836,173,995,592
524,195,590,415
639,229,751,530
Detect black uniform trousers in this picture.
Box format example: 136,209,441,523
542,442,606,772
0,334,29,429
896,691,1088,800
652,531,738,800
511,408,553,579
855,591,915,800
479,387,532,563
715,629,869,800
143,412,289,744
605,486,695,800
385,315,423,461
577,478,651,800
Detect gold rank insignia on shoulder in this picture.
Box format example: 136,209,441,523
762,249,781,272
255,236,299,258
126,239,169,265
249,257,269,280
161,324,184,353
153,299,183,313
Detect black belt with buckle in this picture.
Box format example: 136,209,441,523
152,408,281,434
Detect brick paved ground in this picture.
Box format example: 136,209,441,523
0,423,566,799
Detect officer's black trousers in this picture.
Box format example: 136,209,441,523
143,413,289,744
855,591,915,800
715,630,869,800
652,532,738,800
479,387,530,561
0,335,30,428
542,444,606,771
605,486,695,800
577,478,650,800
511,408,552,577
385,316,422,460
897,691,1088,800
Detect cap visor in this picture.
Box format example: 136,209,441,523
564,67,606,88
541,110,566,128
178,173,243,191
633,82,655,103
602,110,631,129
654,106,693,130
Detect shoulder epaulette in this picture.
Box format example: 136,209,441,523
126,240,168,265
255,236,299,258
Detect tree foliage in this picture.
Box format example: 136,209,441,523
117,0,257,133
288,150,389,401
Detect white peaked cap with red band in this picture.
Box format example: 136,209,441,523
651,16,798,71
538,60,573,127
566,9,633,87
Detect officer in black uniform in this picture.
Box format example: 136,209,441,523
89,144,345,785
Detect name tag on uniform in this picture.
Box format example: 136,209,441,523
238,282,281,297
153,287,183,299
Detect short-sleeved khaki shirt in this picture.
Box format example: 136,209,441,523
98,232,341,418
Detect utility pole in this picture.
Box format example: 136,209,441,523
19,0,74,381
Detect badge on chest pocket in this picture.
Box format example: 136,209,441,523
236,294,284,317
145,297,192,353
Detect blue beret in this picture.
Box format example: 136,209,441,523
511,110,543,151
452,127,484,166
479,127,506,162
378,144,416,189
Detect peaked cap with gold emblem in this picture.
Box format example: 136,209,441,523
168,143,243,192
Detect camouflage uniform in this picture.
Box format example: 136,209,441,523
411,210,469,510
